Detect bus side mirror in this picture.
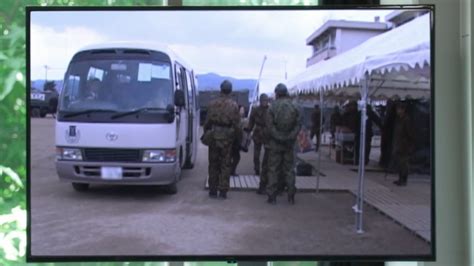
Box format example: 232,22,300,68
174,90,185,107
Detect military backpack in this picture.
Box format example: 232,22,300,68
273,99,298,132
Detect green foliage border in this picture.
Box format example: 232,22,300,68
0,0,318,265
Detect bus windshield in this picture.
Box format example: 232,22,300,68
59,59,173,114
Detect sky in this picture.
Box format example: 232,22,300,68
30,9,393,94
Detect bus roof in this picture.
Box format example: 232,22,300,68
77,41,193,70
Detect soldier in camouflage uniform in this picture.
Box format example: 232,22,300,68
203,80,241,199
392,102,414,186
265,83,301,205
246,93,270,175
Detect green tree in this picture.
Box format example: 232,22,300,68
0,0,318,265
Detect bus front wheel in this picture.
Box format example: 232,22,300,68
165,182,177,194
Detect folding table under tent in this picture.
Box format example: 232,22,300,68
286,12,431,233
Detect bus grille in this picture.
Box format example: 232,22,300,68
83,148,142,162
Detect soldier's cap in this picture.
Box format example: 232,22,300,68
260,93,269,102
220,80,232,94
274,83,288,96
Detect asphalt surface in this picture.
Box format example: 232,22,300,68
30,117,430,257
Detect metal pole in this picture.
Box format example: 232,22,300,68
316,89,323,193
356,73,369,234
247,55,267,119
255,55,267,102
44,65,48,82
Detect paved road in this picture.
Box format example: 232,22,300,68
30,117,430,257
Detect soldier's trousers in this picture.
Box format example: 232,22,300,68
266,148,296,196
208,142,232,192
397,155,409,183
230,143,240,175
253,141,263,173
310,129,321,151
259,147,270,187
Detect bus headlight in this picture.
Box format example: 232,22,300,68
56,147,83,161
143,149,176,163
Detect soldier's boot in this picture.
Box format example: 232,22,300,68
393,179,407,187
218,190,227,199
209,190,218,198
400,174,408,186
256,183,266,195
267,193,277,205
288,194,295,205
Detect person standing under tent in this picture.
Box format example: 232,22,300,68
355,104,382,165
392,102,415,186
310,104,324,152
380,99,397,168
330,105,342,148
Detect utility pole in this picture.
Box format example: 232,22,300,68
255,55,267,102
44,65,49,81
247,55,267,119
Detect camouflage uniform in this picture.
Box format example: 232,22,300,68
230,118,244,176
204,82,240,196
265,84,301,204
392,103,414,186
247,104,269,175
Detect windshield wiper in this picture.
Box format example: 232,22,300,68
110,107,167,119
63,109,118,118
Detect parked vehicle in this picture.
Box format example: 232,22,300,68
55,42,199,193
30,89,58,117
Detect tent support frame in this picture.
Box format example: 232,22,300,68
316,89,323,193
355,73,369,234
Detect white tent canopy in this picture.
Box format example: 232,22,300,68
287,12,432,234
287,12,431,94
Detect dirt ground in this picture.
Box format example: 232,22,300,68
30,117,430,258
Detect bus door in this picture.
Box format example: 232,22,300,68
175,64,188,149
183,69,195,162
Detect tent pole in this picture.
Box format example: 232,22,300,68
316,89,323,193
356,73,369,234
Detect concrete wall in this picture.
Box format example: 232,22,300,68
307,28,384,66
338,29,385,54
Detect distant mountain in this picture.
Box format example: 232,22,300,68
196,73,257,99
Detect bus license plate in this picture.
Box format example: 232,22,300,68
101,167,123,180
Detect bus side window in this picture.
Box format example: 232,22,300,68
176,64,189,109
